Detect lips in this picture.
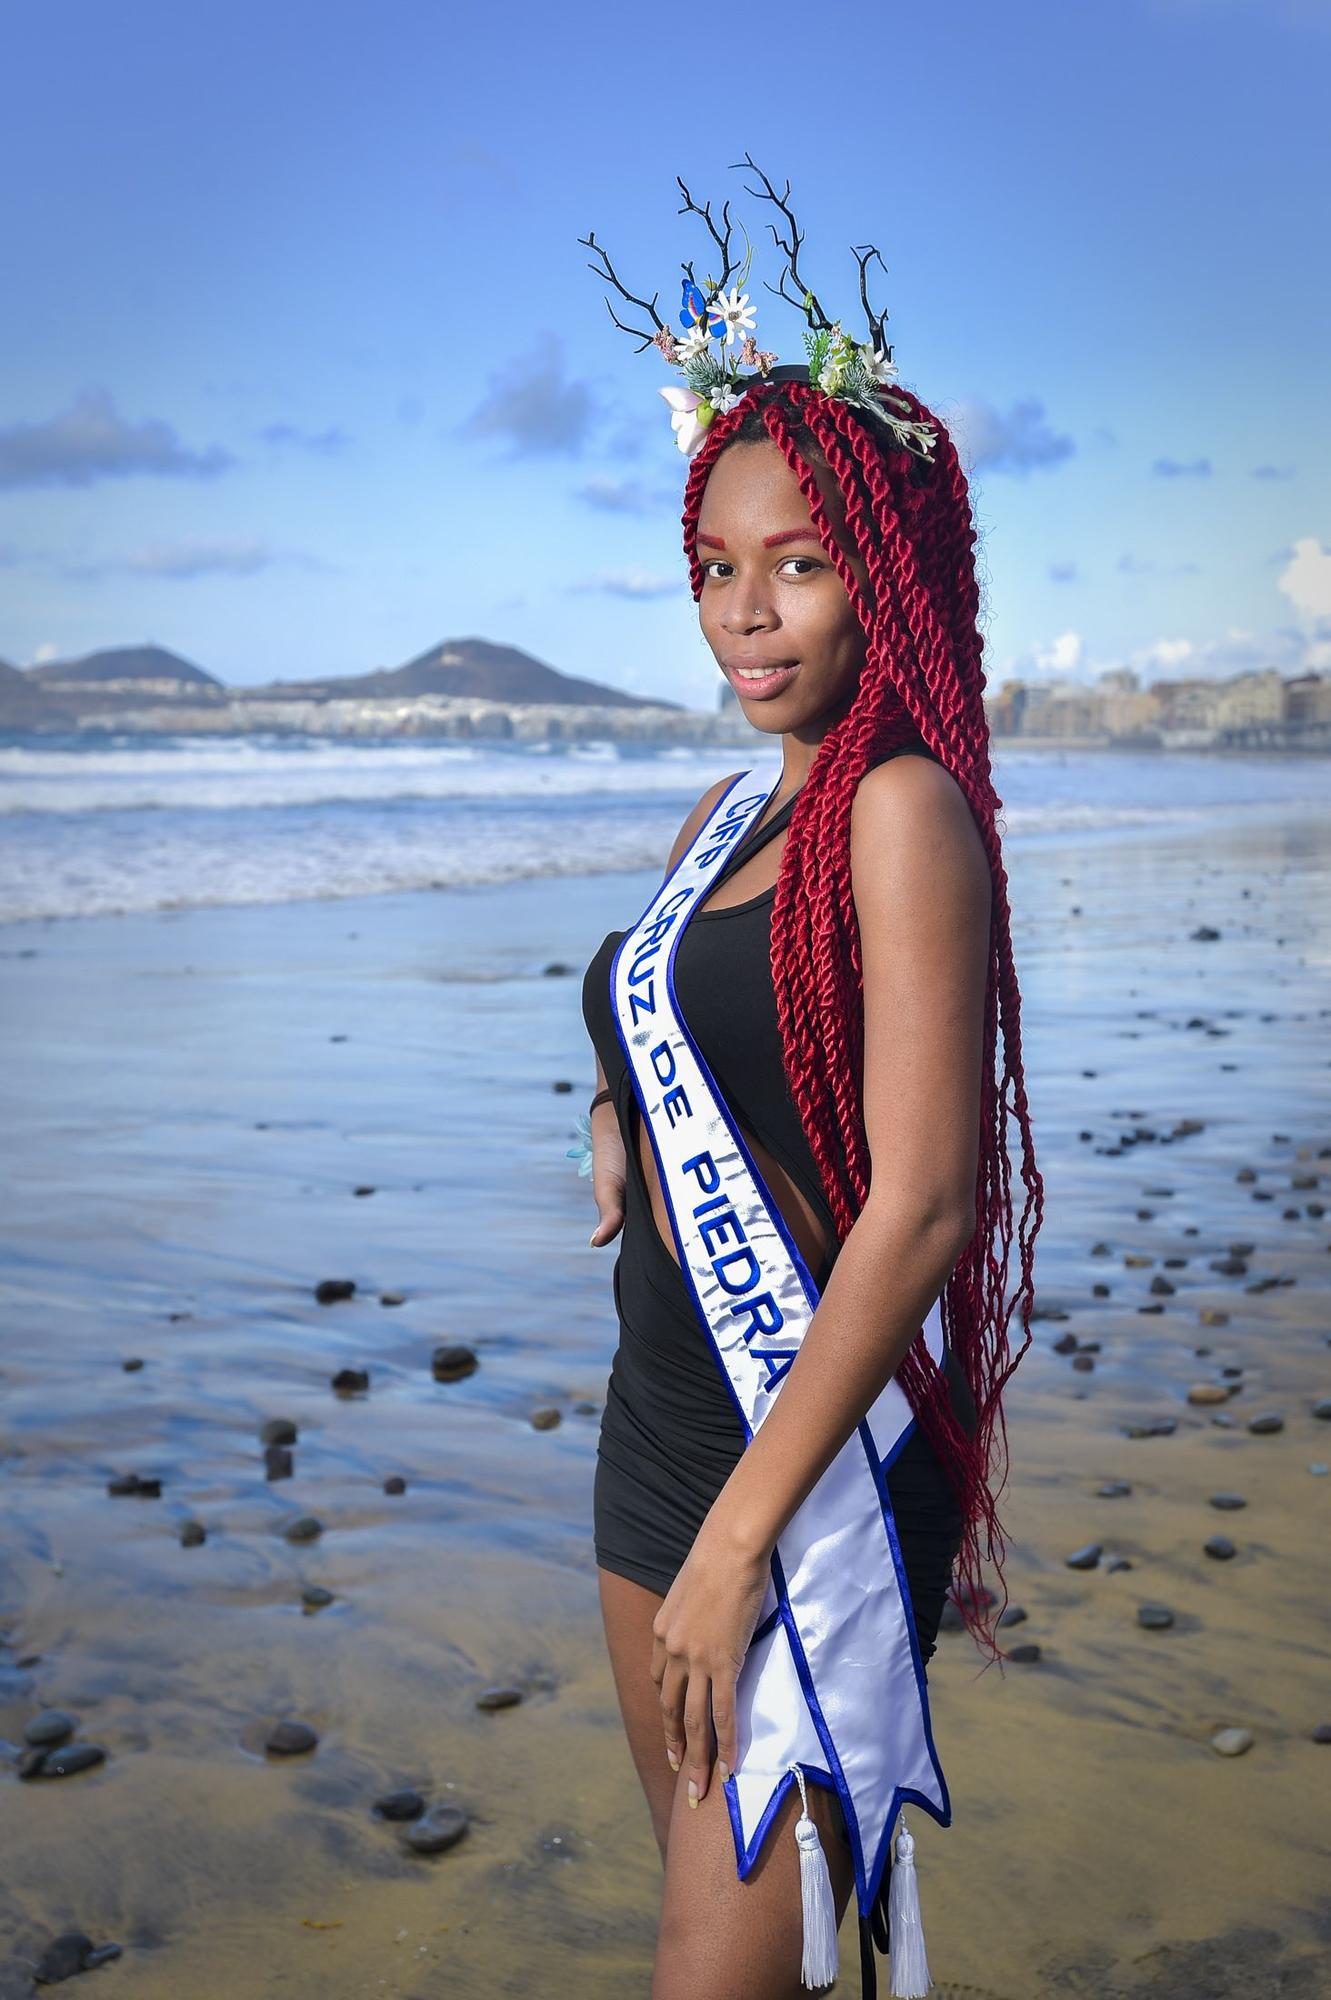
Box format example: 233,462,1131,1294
723,659,799,699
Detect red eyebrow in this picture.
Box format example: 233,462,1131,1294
695,527,819,551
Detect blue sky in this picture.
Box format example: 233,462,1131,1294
2,0,1328,706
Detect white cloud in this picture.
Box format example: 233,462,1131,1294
945,396,1074,477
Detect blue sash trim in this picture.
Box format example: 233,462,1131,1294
608,766,951,1917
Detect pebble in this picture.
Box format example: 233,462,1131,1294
383,1475,407,1495
1097,1481,1132,1498
1123,1417,1177,1438
476,1687,523,1711
265,1719,318,1756
1071,1353,1095,1372
106,1473,161,1498
1105,1557,1133,1573
379,1290,407,1307
1313,1724,1331,1744
32,1742,108,1779
264,1445,294,1481
301,1585,335,1610
1006,1642,1041,1663
283,1515,324,1543
1209,1491,1248,1510
432,1343,479,1383
997,1604,1028,1627
1313,1399,1331,1422
1246,1412,1284,1434
1204,1534,1237,1560
1210,1726,1254,1757
1199,1309,1230,1326
331,1367,370,1394
405,1804,469,1854
179,1520,206,1547
121,1357,144,1372
1065,1543,1102,1569
314,1279,356,1305
1149,1275,1176,1296
1187,1383,1230,1405
374,1788,426,1821
1137,1603,1175,1629
33,1931,124,1983
529,1407,562,1430
24,1710,77,1748
261,1417,298,1447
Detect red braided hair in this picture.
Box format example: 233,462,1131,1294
680,379,1044,1665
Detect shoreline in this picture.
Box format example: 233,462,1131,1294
1,809,1329,1995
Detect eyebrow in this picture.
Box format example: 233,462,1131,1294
695,528,821,551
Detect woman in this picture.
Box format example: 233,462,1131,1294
578,260,1042,1996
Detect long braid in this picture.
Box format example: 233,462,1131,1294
680,380,1044,1664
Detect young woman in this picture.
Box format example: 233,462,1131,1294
579,363,1042,1998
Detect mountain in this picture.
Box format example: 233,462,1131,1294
0,657,63,723
26,645,222,687
255,636,680,711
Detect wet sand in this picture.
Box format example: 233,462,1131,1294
1,809,1329,1997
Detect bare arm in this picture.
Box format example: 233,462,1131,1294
709,752,991,1558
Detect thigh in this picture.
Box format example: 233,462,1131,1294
598,1565,677,1860
655,1765,856,2000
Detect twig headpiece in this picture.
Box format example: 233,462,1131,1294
579,155,938,463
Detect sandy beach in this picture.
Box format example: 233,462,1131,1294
2,804,1330,1998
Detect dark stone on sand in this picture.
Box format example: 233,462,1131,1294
33,1929,122,1984
476,1687,523,1711
997,1604,1028,1626
1090,1241,1111,1256
36,1742,107,1778
353,1185,375,1198
1052,1331,1078,1354
573,1400,600,1416
405,1804,469,1854
1312,1398,1331,1421
331,1366,370,1394
301,1585,335,1610
315,1278,357,1305
266,1719,318,1756
330,1034,348,1042
1291,1173,1320,1190
283,1515,324,1543
1312,1723,1331,1744
383,1475,407,1495
374,1788,426,1821
1106,1557,1133,1573
179,1520,206,1547
121,1357,144,1372
432,1343,479,1383
1123,1417,1177,1438
1149,1275,1176,1295
1209,1491,1248,1510
1097,1480,1132,1498
1092,1282,1110,1297
1199,1308,1230,1325
1137,1603,1175,1629
1007,1642,1042,1663
552,1074,574,1086
24,1710,77,1748
379,1290,407,1307
1071,1353,1095,1371
107,1473,161,1497
1204,1534,1237,1559
530,1406,562,1430
261,1417,298,1447
18,1748,50,1778
264,1445,294,1480
544,965,572,979
1247,1411,1284,1434
1138,1302,1165,1314
1191,925,1221,941
1065,1542,1102,1569
1210,1257,1248,1277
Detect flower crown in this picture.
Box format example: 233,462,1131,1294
580,155,938,465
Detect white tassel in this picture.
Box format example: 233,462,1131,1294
887,1810,933,1997
789,1763,839,1990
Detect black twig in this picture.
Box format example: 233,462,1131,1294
852,243,893,352
577,230,665,349
674,176,744,299
729,152,833,332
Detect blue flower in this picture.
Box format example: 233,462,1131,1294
566,1109,595,1176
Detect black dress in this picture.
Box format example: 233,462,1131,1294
580,752,976,1667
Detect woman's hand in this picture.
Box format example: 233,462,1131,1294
649,1513,772,1806
588,1098,626,1246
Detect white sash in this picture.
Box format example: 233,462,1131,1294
609,767,951,1920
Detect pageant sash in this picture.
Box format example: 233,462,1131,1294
608,767,951,1918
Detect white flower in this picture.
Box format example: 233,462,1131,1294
862,344,899,384
673,322,712,364
709,284,758,348
659,383,713,455
711,381,747,414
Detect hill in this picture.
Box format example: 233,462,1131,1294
26,645,222,688
256,636,679,711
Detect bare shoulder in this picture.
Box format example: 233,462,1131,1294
849,751,990,913
663,769,747,874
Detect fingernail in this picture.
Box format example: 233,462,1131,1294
588,1231,599,1244
688,1780,699,1809
667,1751,679,1771
719,1758,729,1781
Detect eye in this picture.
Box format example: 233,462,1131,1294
700,556,824,580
